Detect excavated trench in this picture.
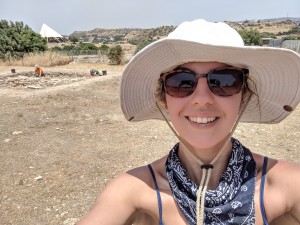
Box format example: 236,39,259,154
0,71,93,89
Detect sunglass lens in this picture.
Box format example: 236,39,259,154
165,72,197,97
208,69,244,96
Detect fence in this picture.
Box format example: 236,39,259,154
269,39,300,53
281,40,300,53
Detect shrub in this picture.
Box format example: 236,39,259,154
99,44,109,55
238,28,262,46
107,45,124,65
282,36,300,40
77,43,98,51
51,46,63,51
261,32,276,39
62,45,76,51
277,25,300,36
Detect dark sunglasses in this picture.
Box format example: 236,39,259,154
162,67,249,97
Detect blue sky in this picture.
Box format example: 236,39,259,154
0,0,299,35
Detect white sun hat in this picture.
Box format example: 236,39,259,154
120,19,300,124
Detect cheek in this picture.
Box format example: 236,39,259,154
165,97,174,115
223,93,242,117
165,96,184,118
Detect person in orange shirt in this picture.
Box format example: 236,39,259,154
34,65,45,77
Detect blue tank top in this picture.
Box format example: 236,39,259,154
147,156,269,225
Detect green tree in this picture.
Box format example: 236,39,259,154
75,43,98,55
69,36,79,44
238,28,262,46
107,45,124,65
113,35,123,42
99,44,109,55
0,20,47,61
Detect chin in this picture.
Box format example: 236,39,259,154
184,136,225,151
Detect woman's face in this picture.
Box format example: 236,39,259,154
165,62,242,150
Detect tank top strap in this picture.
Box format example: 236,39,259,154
260,156,269,225
147,164,164,225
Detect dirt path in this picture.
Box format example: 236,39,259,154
0,65,299,225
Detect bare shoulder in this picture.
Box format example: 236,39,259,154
252,152,300,179
265,157,300,185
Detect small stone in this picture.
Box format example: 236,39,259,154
34,175,43,181
26,85,42,89
19,179,24,185
61,211,68,217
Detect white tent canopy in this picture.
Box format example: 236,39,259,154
40,23,66,42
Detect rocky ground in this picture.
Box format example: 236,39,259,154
0,64,299,225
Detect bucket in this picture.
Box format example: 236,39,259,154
11,69,16,73
102,70,107,75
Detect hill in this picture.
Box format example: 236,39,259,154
69,18,300,44
69,26,176,44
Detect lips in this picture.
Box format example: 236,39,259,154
188,116,217,124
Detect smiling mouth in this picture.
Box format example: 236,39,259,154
188,116,217,124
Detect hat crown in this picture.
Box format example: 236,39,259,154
167,19,244,47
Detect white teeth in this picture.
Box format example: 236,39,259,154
189,117,216,124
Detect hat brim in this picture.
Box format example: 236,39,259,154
121,39,300,124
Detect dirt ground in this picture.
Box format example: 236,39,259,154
0,64,299,225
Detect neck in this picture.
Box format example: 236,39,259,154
177,138,233,188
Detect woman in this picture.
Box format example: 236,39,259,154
78,19,300,224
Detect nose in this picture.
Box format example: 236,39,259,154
190,77,214,105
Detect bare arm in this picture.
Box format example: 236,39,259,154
77,172,140,225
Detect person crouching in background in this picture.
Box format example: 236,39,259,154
34,65,45,77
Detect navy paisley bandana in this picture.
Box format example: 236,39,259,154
166,138,256,225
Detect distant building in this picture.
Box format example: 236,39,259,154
40,24,67,43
